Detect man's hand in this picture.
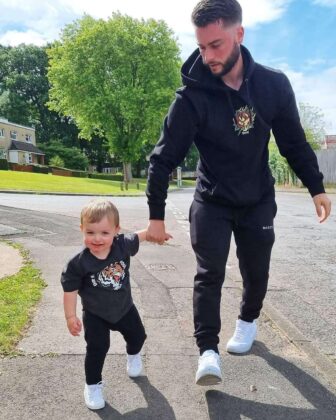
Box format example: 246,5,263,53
147,220,172,245
313,193,331,223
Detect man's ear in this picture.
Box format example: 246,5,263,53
237,25,244,44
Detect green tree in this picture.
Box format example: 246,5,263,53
0,44,79,145
47,13,181,181
299,102,325,150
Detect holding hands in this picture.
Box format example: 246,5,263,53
146,220,172,245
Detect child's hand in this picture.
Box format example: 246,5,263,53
164,232,173,242
66,316,82,336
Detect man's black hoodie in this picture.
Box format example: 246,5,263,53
147,46,324,220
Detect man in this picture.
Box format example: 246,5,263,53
146,0,331,386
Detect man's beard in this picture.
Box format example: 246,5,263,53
207,42,241,78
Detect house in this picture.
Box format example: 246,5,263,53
0,117,45,165
324,135,336,149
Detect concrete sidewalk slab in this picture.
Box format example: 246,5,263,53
0,242,23,279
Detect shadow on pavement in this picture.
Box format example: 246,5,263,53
206,342,336,420
95,376,176,419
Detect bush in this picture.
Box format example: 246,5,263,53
72,170,88,178
39,141,89,170
88,173,123,181
49,155,65,168
0,159,9,170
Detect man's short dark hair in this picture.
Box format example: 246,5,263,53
192,0,242,27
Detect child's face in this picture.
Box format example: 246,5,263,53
81,215,120,259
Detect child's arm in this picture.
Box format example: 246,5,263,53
63,291,82,336
136,229,148,243
136,229,172,243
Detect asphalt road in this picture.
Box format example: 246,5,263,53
0,189,335,419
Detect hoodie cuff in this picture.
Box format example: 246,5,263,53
149,204,165,220
307,182,325,197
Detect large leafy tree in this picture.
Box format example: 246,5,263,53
0,44,79,145
47,13,181,181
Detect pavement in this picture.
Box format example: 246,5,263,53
0,193,336,419
0,242,23,279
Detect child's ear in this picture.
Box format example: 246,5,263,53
80,224,83,232
116,225,121,234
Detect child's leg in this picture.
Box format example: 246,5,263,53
83,310,110,384
114,305,146,354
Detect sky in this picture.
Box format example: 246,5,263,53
0,0,335,133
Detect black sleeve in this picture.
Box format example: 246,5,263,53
146,91,200,220
120,233,139,257
61,256,83,292
272,74,325,197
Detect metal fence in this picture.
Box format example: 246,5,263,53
315,149,336,184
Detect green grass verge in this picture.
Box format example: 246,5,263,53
0,170,196,194
0,242,46,355
0,170,146,195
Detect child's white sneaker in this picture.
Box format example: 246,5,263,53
84,382,105,410
195,350,222,386
127,352,143,377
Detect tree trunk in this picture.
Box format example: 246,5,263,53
123,162,133,182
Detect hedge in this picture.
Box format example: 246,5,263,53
88,173,123,181
0,159,9,170
32,165,49,174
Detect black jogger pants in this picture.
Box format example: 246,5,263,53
190,195,276,354
83,304,146,385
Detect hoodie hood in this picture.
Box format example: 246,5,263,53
181,45,255,93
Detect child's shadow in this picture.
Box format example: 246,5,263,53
206,342,336,420
95,376,176,419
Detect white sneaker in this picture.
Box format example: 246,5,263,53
226,319,257,353
127,352,143,377
195,350,222,386
84,382,105,410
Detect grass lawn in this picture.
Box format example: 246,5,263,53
0,170,196,194
0,170,147,195
0,242,46,355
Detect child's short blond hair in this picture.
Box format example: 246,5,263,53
80,199,120,226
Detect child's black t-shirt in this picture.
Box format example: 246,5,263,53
61,233,139,323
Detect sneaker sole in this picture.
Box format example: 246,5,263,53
226,336,256,354
196,373,222,386
85,401,105,410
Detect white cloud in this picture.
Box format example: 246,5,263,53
0,30,46,47
278,63,336,133
240,0,291,27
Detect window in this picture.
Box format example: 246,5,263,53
28,153,33,163
0,149,6,159
10,130,17,140
25,134,32,142
0,128,4,137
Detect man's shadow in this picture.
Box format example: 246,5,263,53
206,342,336,420
94,376,176,419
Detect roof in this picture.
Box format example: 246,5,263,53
0,117,35,132
9,140,44,155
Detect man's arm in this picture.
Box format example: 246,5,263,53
146,92,199,242
272,73,331,222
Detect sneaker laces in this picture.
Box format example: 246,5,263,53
234,322,254,340
90,381,103,396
